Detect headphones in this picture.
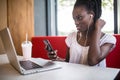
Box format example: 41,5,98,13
88,14,93,26
84,14,93,46
90,14,93,18
87,14,93,32
89,14,93,25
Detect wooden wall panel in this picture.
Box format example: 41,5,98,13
7,0,34,55
0,0,7,54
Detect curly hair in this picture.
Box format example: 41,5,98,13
74,0,102,22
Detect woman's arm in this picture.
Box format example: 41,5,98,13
88,19,114,66
65,48,70,62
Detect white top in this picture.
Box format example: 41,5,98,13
65,32,116,67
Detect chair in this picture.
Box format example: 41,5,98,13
31,36,67,59
32,35,120,68
106,34,120,68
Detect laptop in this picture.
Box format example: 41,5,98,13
0,27,61,75
114,70,120,80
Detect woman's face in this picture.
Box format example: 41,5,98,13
72,6,94,32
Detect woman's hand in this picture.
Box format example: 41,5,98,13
47,50,58,60
95,19,106,30
88,19,106,66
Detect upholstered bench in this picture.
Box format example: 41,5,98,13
31,36,67,59
106,34,120,68
32,35,120,68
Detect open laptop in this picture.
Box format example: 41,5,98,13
0,27,61,75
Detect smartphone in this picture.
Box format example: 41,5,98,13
43,39,54,52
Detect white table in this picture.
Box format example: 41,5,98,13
0,54,119,80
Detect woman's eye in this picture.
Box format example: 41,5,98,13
76,16,82,20
73,15,82,21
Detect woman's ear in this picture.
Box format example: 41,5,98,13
88,11,95,18
90,14,93,18
88,14,94,21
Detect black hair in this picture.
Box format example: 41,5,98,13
74,0,102,22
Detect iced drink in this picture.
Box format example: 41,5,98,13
21,41,32,60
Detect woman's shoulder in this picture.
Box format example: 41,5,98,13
67,31,77,37
100,33,116,44
66,31,77,42
102,33,116,40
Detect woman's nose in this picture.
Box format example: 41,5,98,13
75,20,80,25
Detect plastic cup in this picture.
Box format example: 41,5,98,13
21,41,32,60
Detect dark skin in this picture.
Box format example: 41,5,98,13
48,6,114,66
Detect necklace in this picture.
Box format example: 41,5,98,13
77,31,89,46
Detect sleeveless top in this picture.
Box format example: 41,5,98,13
65,32,116,67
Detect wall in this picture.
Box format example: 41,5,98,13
34,0,47,36
0,0,34,55
118,0,120,33
34,0,57,36
0,0,7,54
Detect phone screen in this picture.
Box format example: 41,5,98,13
43,40,54,52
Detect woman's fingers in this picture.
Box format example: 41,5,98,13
48,50,58,60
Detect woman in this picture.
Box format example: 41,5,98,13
48,0,116,67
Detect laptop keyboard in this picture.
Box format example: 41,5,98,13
19,60,43,70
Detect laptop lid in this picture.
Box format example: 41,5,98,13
0,28,21,72
0,28,44,74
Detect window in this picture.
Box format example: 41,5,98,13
57,0,76,35
57,0,114,36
